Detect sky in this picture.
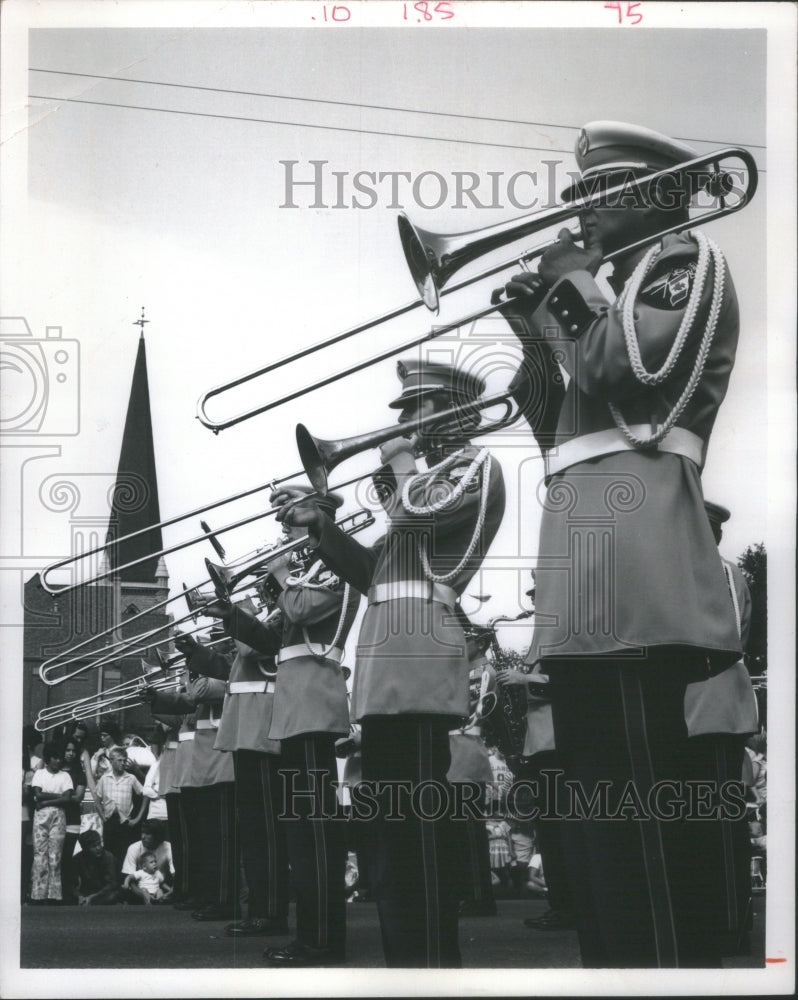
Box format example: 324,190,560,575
3,20,775,616
0,3,795,995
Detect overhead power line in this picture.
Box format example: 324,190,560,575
29,67,767,151
27,94,577,155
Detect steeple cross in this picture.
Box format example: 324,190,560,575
133,307,149,337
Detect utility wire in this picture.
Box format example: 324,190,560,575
29,67,767,151
27,94,577,155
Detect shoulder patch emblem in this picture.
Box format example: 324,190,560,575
449,464,481,493
640,262,696,309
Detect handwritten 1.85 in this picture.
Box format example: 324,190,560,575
402,2,455,21
604,2,643,24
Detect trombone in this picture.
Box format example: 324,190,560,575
39,510,373,686
37,581,228,687
39,485,302,596
205,508,375,602
38,466,372,598
297,389,521,494
34,661,185,732
197,148,757,433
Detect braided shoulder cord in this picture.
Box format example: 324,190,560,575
609,230,726,449
399,449,492,585
286,558,334,589
279,556,350,661
400,448,468,514
301,581,352,662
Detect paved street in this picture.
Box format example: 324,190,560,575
20,895,764,970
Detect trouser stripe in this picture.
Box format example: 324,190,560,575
618,669,679,967
418,723,441,967
306,738,328,948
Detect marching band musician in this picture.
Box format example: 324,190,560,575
212,489,359,968
496,121,745,967
145,659,238,923
174,597,290,941
682,500,760,957
273,359,506,968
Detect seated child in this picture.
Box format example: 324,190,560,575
74,830,119,906
124,851,171,905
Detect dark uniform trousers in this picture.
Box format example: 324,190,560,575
548,652,745,968
688,734,752,957
457,786,493,908
516,753,575,916
279,733,346,955
179,783,238,910
361,715,462,969
233,750,290,923
165,792,189,899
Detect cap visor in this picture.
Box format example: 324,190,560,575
387,386,442,409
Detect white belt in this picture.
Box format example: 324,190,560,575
229,680,276,694
166,741,179,750
368,581,458,607
545,426,704,479
278,643,344,664
178,732,195,742
196,719,218,730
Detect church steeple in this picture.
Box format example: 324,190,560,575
106,312,164,583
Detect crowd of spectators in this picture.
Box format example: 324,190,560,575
21,721,769,911
21,721,169,906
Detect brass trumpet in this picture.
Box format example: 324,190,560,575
197,148,757,433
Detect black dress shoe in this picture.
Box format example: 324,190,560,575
263,940,345,967
192,904,239,922
225,918,290,938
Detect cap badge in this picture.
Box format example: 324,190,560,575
577,128,590,158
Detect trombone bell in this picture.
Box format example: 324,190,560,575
206,559,235,603
297,391,519,495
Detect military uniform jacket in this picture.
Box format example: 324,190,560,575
517,232,742,668
186,641,281,755
684,557,759,737
447,732,494,785
151,678,234,787
315,444,506,721
150,713,182,797
225,579,357,740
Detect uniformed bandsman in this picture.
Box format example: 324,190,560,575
681,500,759,957
498,121,746,967
175,596,290,940
148,665,238,922
217,490,359,968
275,359,506,968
